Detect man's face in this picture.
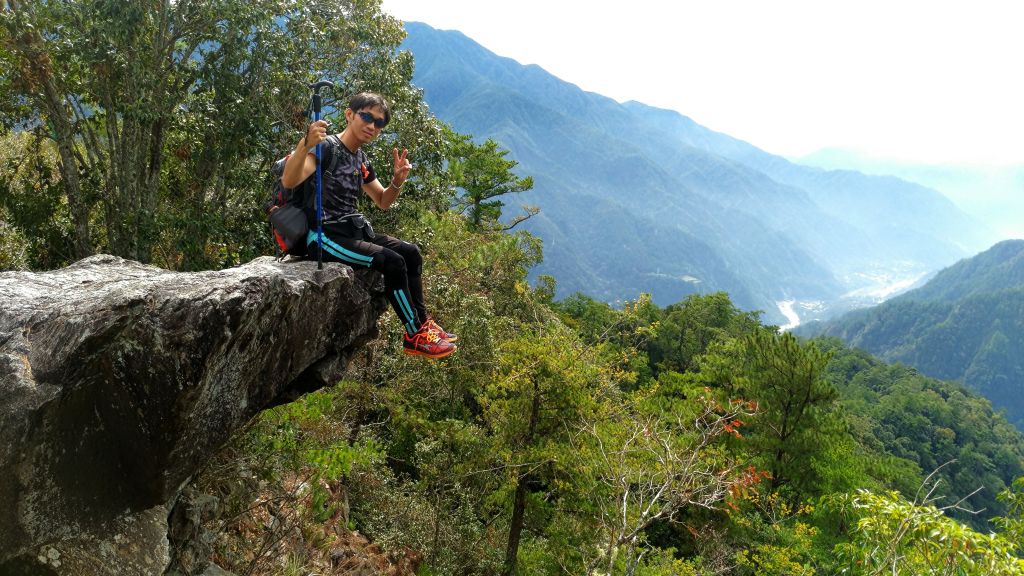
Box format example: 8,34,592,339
347,105,387,145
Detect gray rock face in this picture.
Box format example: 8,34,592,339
0,255,386,572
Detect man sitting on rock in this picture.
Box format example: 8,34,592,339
280,92,457,359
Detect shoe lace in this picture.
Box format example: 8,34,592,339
425,319,448,335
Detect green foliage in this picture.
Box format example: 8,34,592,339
193,383,384,574
706,330,841,500
896,239,1024,303
994,477,1024,544
346,458,505,574
552,292,622,341
0,131,77,269
829,488,1024,575
817,339,1024,528
551,292,660,391
0,212,28,271
567,392,756,574
648,291,762,375
257,388,382,483
449,134,535,231
733,514,818,576
481,325,608,572
186,249,1024,575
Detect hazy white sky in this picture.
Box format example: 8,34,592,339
380,0,1024,166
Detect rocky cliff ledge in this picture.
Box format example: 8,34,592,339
0,255,386,574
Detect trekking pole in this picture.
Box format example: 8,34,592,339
309,80,334,270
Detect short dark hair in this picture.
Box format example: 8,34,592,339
348,92,391,126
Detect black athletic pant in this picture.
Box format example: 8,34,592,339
308,228,426,337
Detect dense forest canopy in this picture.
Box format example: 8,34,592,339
1,1,1022,574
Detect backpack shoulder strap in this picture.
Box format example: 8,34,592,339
322,134,343,175
271,155,289,177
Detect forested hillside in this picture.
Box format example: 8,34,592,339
186,241,1024,573
799,240,1024,429
1,2,1022,574
192,277,1024,574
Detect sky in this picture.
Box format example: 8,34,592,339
379,0,1024,167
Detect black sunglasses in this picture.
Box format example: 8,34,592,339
356,110,388,129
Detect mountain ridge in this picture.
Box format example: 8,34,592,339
797,239,1024,428
401,21,996,322
797,147,1024,239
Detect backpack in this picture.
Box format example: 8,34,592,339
265,135,342,258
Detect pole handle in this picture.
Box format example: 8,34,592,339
308,81,333,269
309,80,334,115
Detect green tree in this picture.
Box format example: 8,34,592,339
719,330,840,499
450,135,534,231
649,292,762,374
994,476,1024,546
571,393,755,575
0,131,71,269
552,292,623,342
818,341,1024,528
480,326,603,575
830,485,1024,575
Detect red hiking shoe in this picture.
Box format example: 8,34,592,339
423,315,458,342
403,325,457,359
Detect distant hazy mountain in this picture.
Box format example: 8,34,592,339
400,22,997,323
797,239,1024,428
797,148,1024,240
618,103,999,271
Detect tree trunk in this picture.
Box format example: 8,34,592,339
503,381,541,576
47,99,93,260
10,1,92,260
179,142,219,270
502,476,529,576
